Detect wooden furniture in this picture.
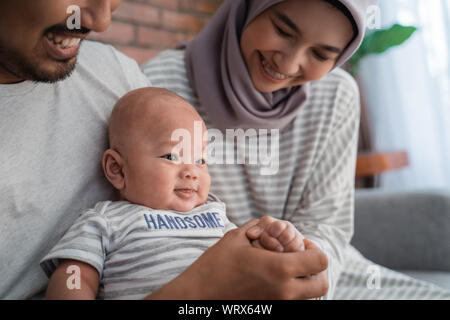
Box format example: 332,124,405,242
355,151,409,188
356,151,409,177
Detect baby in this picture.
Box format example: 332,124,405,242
41,87,305,300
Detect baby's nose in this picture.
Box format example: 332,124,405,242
180,167,198,180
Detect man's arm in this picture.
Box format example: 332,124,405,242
45,259,99,300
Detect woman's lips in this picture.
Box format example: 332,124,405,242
257,52,294,84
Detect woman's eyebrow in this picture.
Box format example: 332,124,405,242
274,10,343,54
319,45,342,54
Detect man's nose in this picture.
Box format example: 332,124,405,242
81,0,120,33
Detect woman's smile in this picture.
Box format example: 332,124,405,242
258,51,294,83
240,0,355,93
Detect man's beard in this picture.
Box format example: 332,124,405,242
0,44,78,83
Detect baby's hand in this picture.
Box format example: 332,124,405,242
247,216,305,252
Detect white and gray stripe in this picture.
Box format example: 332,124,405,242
41,196,235,300
141,50,450,300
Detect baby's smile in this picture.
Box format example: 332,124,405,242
174,187,198,199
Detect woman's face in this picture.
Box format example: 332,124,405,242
240,0,355,93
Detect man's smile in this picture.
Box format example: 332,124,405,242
43,30,88,60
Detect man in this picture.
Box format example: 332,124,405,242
0,0,328,299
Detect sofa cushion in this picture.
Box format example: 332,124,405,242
352,189,450,271
398,271,450,290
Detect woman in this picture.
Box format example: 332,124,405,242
142,0,450,299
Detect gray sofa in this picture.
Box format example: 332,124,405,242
352,188,450,290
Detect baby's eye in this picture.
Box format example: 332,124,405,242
162,154,179,162
195,158,206,165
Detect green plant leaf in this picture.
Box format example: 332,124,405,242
348,24,417,75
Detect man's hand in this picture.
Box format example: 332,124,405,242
247,216,305,252
147,219,329,300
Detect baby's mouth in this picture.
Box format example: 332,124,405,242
175,188,197,193
174,188,198,199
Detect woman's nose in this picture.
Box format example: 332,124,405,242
81,0,120,33
273,50,304,76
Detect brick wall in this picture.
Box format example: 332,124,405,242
88,0,223,65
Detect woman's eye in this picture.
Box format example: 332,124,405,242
313,50,328,62
275,25,292,38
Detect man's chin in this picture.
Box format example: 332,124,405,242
30,58,77,83
1,54,78,84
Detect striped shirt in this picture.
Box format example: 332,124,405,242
40,194,235,300
142,49,360,299
141,50,450,300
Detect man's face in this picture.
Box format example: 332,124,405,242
0,0,121,83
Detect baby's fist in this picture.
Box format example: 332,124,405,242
247,216,305,252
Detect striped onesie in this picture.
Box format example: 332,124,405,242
141,49,450,300
40,194,235,299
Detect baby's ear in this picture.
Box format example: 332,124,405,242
102,149,125,190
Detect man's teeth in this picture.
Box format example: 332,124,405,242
261,56,291,80
46,32,81,49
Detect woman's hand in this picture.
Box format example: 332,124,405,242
146,219,329,300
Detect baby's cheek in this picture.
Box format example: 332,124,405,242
198,186,209,203
199,172,211,202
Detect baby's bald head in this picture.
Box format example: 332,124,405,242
103,87,211,212
108,87,204,152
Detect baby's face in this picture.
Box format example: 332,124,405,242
117,97,210,212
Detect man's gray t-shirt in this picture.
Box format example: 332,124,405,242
0,40,149,299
